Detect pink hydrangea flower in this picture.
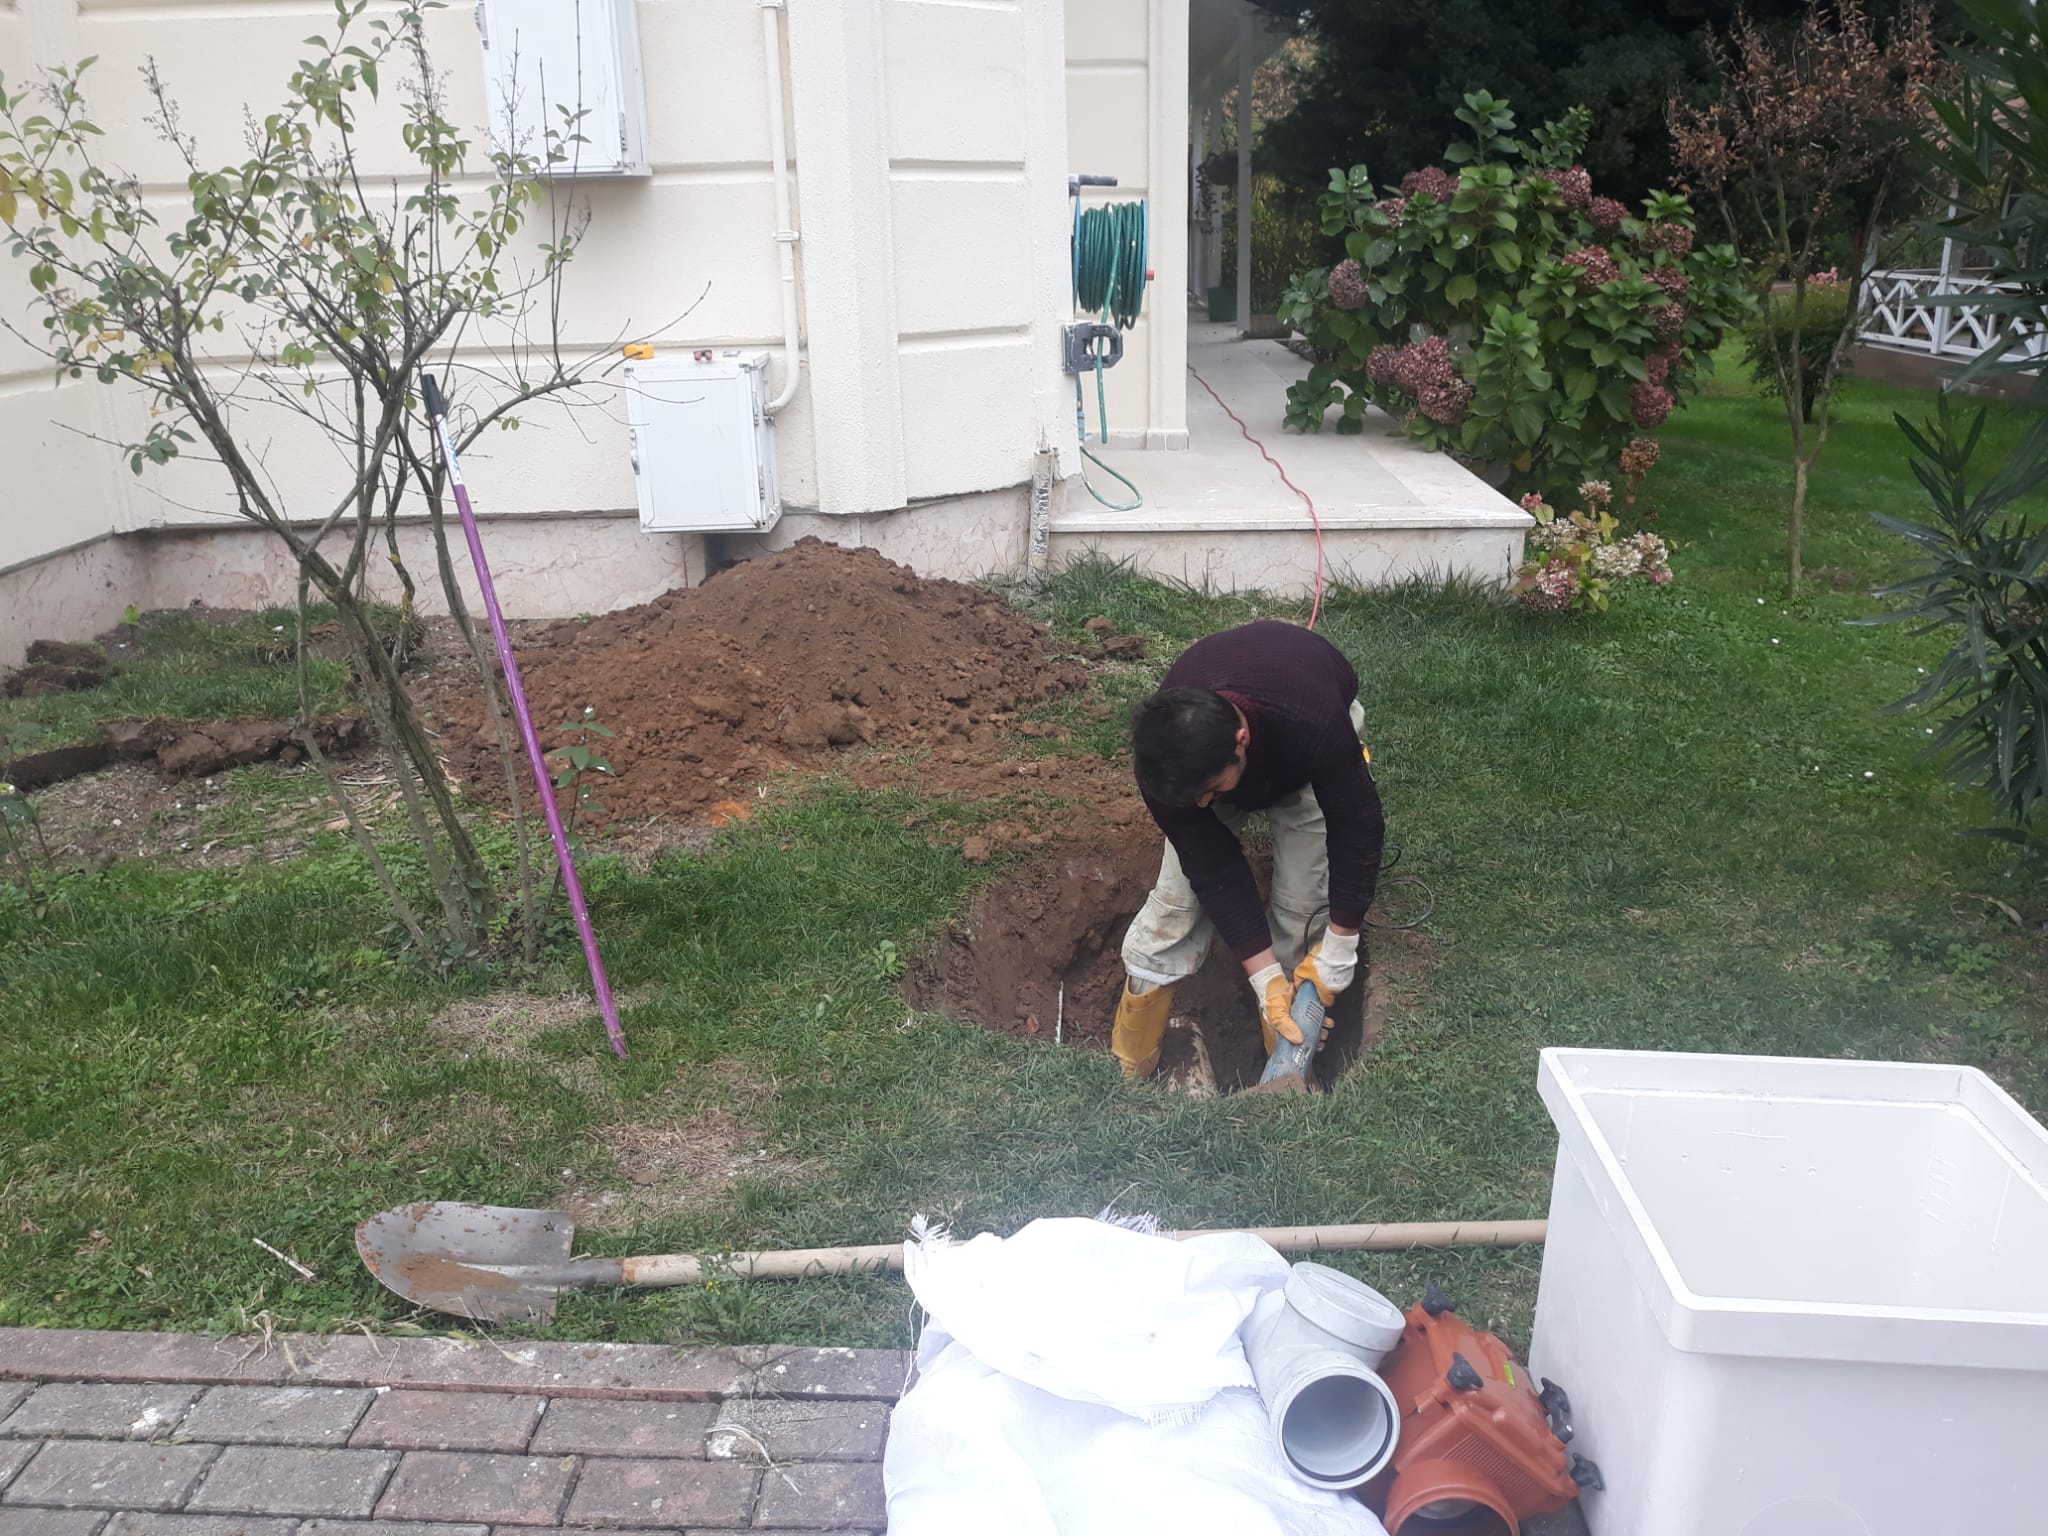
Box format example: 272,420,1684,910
1329,259,1370,311
1417,377,1476,425
1642,222,1695,257
1562,245,1621,290
1555,165,1593,210
1652,303,1687,340
1390,335,1458,393
1620,437,1661,478
1647,266,1690,301
1588,196,1628,232
1520,560,1582,612
1631,380,1675,428
1366,335,1474,422
1372,196,1409,229
1400,165,1458,203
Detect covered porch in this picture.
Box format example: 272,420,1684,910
1047,323,1532,595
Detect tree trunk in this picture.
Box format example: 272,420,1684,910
1789,453,1810,587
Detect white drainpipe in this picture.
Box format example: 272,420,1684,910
761,0,802,414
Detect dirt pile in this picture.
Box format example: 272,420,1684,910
3,640,113,699
906,826,1374,1094
430,539,1091,819
102,715,368,777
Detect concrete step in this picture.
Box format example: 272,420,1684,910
1047,510,1525,597
1066,330,1531,597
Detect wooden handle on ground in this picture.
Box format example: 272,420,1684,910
617,1218,1546,1288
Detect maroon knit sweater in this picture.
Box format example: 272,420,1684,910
1140,621,1384,962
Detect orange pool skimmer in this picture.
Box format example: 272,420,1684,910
1365,1286,1601,1535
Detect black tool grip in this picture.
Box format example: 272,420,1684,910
421,374,447,420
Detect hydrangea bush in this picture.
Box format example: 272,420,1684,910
1278,92,1753,495
1515,479,1673,614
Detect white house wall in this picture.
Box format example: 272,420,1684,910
885,0,1074,502
0,1,127,573
0,0,1082,610
1064,0,1187,449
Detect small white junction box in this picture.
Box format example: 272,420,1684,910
624,353,782,535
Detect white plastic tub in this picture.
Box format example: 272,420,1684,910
1529,1048,2048,1536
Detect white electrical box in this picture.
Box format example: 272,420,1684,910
624,353,782,534
475,0,650,177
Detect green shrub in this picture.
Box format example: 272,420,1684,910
1278,92,1753,496
1742,281,1855,422
1868,400,2048,835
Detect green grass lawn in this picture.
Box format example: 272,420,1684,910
0,607,354,754
3,364,2045,1352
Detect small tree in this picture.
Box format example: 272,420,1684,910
1670,0,1944,586
0,0,655,964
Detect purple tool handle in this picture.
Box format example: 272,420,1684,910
422,375,626,1057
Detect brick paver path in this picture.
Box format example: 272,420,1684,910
0,1327,1593,1534
0,1328,897,1534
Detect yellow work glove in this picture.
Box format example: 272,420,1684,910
1250,962,1302,1055
1294,929,1360,1007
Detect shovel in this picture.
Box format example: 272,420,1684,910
356,1201,1547,1325
353,1201,893,1324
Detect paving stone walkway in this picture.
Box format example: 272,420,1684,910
0,1327,1591,1535
0,1328,897,1534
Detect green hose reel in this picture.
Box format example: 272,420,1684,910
1067,178,1148,510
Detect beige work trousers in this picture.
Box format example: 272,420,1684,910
1122,701,1366,987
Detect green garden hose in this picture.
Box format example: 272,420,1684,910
1073,199,1148,329
1071,197,1149,510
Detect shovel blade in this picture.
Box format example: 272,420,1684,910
356,1202,577,1325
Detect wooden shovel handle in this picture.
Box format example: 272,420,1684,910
617,1218,1546,1289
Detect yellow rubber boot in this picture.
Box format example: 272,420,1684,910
1111,979,1174,1079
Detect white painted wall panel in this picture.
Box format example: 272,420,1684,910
636,0,778,169
891,175,1034,338
882,0,1026,166
1066,1,1147,60
69,4,489,188
0,387,122,570
898,337,1034,500
554,177,786,345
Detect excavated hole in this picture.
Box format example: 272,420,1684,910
906,825,1373,1095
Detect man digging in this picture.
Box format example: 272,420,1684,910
1112,619,1384,1083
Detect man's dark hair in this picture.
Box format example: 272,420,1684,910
1131,686,1240,806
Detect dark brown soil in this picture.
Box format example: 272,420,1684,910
426,539,1093,820
2,742,115,792
906,825,1378,1094
3,640,114,699
102,715,369,778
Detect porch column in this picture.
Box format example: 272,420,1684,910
784,0,908,514
1148,0,1190,445
1235,12,1253,338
